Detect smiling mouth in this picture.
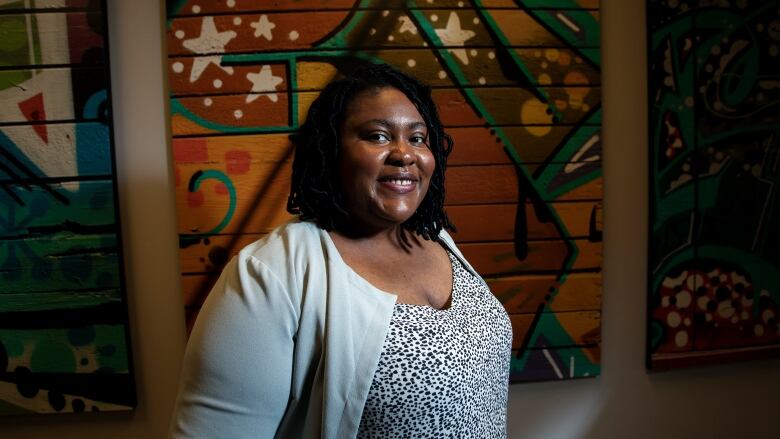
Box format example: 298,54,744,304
382,178,414,186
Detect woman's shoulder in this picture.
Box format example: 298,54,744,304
237,219,326,266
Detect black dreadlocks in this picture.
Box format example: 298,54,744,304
287,63,454,240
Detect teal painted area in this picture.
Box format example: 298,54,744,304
189,170,237,235
77,116,113,176
0,180,116,237
171,98,297,133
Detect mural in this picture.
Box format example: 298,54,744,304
166,0,602,383
0,0,135,413
648,0,780,369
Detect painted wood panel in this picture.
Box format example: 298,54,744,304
0,1,135,414
647,0,780,369
166,0,602,383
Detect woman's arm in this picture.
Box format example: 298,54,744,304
169,254,298,438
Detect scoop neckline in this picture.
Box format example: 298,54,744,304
321,228,455,311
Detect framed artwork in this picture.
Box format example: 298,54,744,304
166,0,602,382
0,0,135,413
647,0,780,369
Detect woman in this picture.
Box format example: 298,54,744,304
170,64,512,438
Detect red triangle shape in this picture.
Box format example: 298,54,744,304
18,92,48,143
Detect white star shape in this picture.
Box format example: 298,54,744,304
398,16,418,34
434,12,475,65
182,16,236,83
246,65,284,103
251,14,275,40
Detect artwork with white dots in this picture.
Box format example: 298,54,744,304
647,0,780,370
165,0,602,384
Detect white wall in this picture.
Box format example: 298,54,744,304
1,0,778,437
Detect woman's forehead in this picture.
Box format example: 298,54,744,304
343,87,424,123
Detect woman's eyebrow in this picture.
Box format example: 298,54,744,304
362,119,427,130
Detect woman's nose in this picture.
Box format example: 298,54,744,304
387,140,415,166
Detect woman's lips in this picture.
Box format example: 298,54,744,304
378,176,417,194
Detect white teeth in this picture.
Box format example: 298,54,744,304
387,179,413,186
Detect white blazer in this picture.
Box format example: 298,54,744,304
169,219,480,438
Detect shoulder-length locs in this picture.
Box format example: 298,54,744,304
286,63,454,240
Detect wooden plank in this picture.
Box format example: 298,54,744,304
174,159,293,235
0,12,104,67
509,310,600,349
447,126,601,166
167,0,599,16
0,67,107,124
168,10,598,58
167,0,356,15
0,234,121,294
167,11,353,56
447,201,602,242
179,233,265,274
0,122,112,179
171,93,290,136
459,239,601,275
485,0,599,8
489,9,600,47
0,1,98,13
510,345,600,382
444,165,602,204
0,290,120,313
0,180,116,236
489,272,601,313
169,48,598,97
168,61,287,97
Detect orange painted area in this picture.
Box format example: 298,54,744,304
173,93,289,135
168,11,353,56
509,311,600,350
489,10,600,47
490,272,602,314
168,60,288,96
447,201,601,242
175,162,293,235
459,239,602,276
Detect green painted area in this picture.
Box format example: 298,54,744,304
0,333,24,357
0,325,130,373
30,339,76,373
0,233,120,295
0,69,31,91
0,13,32,68
0,290,121,313
1,179,117,238
93,325,130,372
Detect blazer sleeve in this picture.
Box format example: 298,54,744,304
169,253,299,438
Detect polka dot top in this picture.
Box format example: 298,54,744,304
357,250,513,438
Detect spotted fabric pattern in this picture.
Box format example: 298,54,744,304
357,251,512,438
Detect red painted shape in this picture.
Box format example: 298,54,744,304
214,183,229,195
225,150,251,175
173,138,209,163
187,190,205,207
18,93,49,143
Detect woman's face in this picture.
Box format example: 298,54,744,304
337,87,435,233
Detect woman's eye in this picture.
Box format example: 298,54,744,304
366,132,390,143
410,135,427,145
